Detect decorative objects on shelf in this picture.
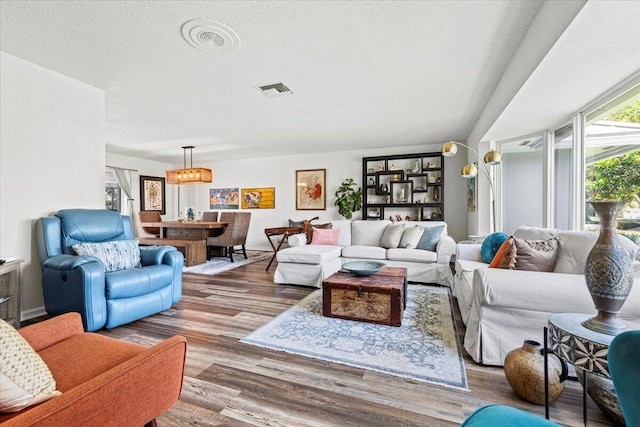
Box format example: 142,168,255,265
503,340,567,405
165,146,212,184
441,141,501,232
363,152,444,222
583,201,634,335
334,178,363,220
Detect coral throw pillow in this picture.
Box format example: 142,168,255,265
489,236,513,268
0,319,62,412
311,228,340,245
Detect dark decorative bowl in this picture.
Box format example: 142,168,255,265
342,261,385,276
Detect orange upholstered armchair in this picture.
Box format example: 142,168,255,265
0,313,186,426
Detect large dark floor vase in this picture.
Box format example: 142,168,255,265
583,201,634,335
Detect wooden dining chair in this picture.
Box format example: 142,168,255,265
138,211,162,237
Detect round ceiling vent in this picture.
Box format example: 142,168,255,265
181,19,240,53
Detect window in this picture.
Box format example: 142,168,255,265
499,134,544,234
497,79,639,242
105,169,121,212
584,83,640,241
553,123,574,230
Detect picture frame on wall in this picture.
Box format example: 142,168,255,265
296,169,326,210
467,177,476,212
140,175,166,214
210,188,240,209
241,187,275,209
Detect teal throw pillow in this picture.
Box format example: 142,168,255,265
416,225,445,251
481,232,509,263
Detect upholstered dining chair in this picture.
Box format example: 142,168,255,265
138,211,162,237
202,211,218,222
460,330,640,426
206,211,251,262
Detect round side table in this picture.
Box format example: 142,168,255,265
546,313,623,426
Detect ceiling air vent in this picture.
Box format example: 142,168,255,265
181,19,240,53
256,83,293,98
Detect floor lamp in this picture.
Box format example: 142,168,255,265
441,141,502,233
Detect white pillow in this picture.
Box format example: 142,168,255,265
73,240,141,272
0,319,62,412
399,226,423,249
380,223,406,249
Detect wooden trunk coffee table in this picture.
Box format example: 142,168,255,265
322,267,407,327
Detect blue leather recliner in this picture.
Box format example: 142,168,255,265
35,209,184,331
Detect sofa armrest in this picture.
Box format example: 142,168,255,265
288,233,308,247
457,243,483,262
4,335,187,427
436,235,456,264
19,313,85,352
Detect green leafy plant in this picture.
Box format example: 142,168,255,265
585,151,640,203
334,178,362,219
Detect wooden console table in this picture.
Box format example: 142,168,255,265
264,226,304,271
0,259,24,328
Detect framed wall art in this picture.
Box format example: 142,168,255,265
210,188,239,209
467,177,476,212
295,169,326,210
241,187,275,209
139,175,166,214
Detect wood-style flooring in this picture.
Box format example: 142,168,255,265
94,258,615,427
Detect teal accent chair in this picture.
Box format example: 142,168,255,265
609,330,640,427
461,330,640,426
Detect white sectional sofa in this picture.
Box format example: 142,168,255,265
453,225,640,366
274,220,456,288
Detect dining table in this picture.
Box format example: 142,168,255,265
140,221,228,240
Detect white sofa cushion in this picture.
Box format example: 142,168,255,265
387,248,437,263
399,226,423,249
380,223,405,248
514,225,560,240
351,220,391,246
554,231,639,274
341,245,387,260
276,245,343,265
329,220,352,247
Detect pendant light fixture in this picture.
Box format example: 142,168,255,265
165,146,212,184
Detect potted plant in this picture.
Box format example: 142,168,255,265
334,178,362,219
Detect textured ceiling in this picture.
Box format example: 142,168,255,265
0,1,544,163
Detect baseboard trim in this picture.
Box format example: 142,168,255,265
21,306,47,321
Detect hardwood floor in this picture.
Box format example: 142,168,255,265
95,259,615,427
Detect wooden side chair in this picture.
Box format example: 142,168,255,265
206,212,251,262
138,211,162,237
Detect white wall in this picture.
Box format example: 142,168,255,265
0,52,105,319
169,144,468,250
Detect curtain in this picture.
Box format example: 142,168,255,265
111,167,140,237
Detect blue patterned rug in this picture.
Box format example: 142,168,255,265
241,284,468,390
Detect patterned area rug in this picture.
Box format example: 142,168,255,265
182,250,272,275
241,284,468,390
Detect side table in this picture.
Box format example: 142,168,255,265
545,313,619,426
0,259,24,328
264,226,304,271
